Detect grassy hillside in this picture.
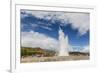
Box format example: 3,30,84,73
21,47,56,57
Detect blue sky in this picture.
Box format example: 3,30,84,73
21,9,90,51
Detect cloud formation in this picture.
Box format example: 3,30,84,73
21,10,89,35
21,31,59,50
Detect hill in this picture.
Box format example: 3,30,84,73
21,47,56,57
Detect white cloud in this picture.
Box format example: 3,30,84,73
68,46,89,53
21,31,59,50
40,26,52,31
21,10,89,35
68,13,89,35
21,10,51,19
80,46,89,53
31,23,52,31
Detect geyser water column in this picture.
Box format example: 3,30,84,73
58,27,69,56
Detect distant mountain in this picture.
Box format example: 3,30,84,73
69,52,89,56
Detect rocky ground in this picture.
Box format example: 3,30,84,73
21,55,89,63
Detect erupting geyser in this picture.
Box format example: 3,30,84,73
58,27,69,56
